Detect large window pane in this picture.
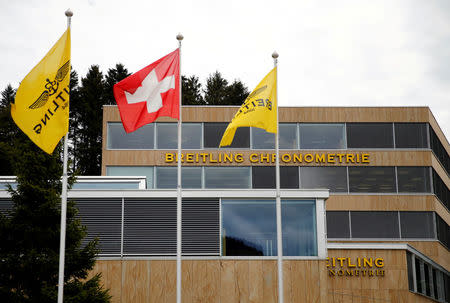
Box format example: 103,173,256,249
326,211,350,238
349,167,396,193
347,123,393,148
429,127,450,176
436,214,449,250
252,166,299,189
300,167,348,192
351,211,399,238
205,167,250,188
406,252,414,291
280,124,298,149
156,123,202,149
252,166,275,188
281,166,299,189
107,123,154,149
299,124,346,149
432,169,449,210
400,212,435,239
182,123,202,149
395,123,428,148
397,167,431,193
222,199,276,256
106,166,154,189
204,123,249,148
251,127,274,149
282,200,317,256
156,167,202,189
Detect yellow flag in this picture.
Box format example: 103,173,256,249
220,67,277,147
11,29,71,154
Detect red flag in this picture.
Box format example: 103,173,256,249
113,49,180,133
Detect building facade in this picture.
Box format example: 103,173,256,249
2,105,449,302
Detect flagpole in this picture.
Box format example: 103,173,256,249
273,51,283,303
57,9,72,303
176,33,184,303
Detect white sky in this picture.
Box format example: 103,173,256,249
1,0,449,139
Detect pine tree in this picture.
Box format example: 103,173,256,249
204,71,229,105
225,80,249,105
104,64,130,105
76,66,105,175
0,84,19,175
0,135,110,302
182,75,205,105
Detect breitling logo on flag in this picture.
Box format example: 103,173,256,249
11,29,71,154
219,67,277,147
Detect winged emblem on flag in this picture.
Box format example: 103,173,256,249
28,60,70,109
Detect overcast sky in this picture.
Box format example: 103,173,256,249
1,0,449,139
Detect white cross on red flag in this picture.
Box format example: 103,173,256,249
113,49,180,133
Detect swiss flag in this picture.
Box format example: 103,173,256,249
113,49,180,133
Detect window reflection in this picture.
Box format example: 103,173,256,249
107,123,154,149
205,167,250,188
300,166,348,192
155,167,202,189
251,127,274,149
279,124,298,149
222,199,276,256
300,124,346,149
282,200,317,256
348,167,396,193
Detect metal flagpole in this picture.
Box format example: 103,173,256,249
176,33,184,303
57,10,72,303
272,51,283,303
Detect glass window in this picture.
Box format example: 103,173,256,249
156,123,202,149
326,211,350,238
397,167,431,193
432,170,449,210
205,167,251,189
347,123,393,148
222,199,276,256
436,214,449,250
416,258,423,294
106,166,154,189
251,127,274,149
204,123,250,148
279,124,298,149
406,252,414,291
429,127,450,176
281,166,299,189
424,263,431,297
300,167,348,192
252,167,299,189
351,211,400,238
155,167,202,189
107,122,154,149
252,166,275,188
348,167,396,193
182,123,202,149
72,182,140,190
400,212,435,239
395,123,428,148
282,200,317,256
299,124,346,149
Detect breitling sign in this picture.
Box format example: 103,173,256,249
326,257,385,278
165,152,370,164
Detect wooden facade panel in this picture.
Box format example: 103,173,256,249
148,260,165,303
262,260,277,303
248,260,264,303
91,253,444,303
219,260,238,303
103,106,433,124
326,195,436,212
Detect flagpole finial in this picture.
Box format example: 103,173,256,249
65,9,73,17
272,51,279,59
176,33,184,41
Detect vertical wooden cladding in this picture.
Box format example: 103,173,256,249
91,253,441,303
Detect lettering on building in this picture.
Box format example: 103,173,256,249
165,152,370,164
326,257,385,278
